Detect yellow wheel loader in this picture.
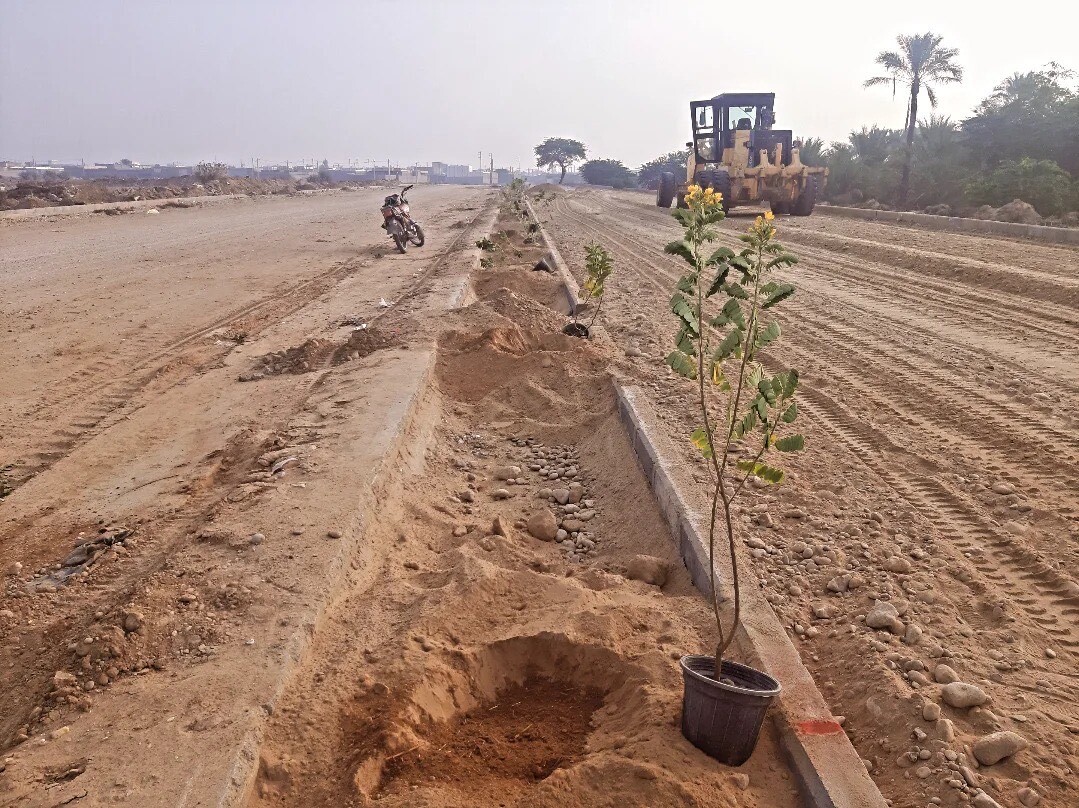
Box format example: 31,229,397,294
657,93,828,216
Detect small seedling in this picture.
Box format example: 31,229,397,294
479,257,493,269
579,243,613,331
663,184,804,669
475,237,496,251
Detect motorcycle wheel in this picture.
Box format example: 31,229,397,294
408,224,425,247
392,233,407,253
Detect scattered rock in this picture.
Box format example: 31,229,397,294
327,529,343,539
923,702,941,721
552,488,570,505
884,556,912,574
626,555,669,587
865,600,904,634
122,611,143,633
493,465,522,480
941,682,990,709
5,562,22,577
249,533,265,546
458,490,475,503
904,624,923,645
972,730,1028,766
491,516,513,539
933,664,960,684
972,793,1003,808
452,525,468,537
812,604,837,619
526,509,559,541
491,488,511,500
729,772,750,790
1017,786,1041,807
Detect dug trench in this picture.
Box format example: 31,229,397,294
246,214,803,807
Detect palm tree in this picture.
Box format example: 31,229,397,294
865,33,962,208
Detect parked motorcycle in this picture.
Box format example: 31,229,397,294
380,184,425,253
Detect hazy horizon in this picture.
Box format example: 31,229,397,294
2,0,1076,170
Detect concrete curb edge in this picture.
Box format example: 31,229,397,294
613,383,888,808
819,204,1079,246
523,196,581,314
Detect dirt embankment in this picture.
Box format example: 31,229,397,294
0,175,388,211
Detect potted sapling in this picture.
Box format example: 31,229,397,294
663,185,804,765
563,242,613,338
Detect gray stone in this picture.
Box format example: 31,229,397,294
972,731,1027,766
553,488,570,505
1017,787,1041,807
942,682,990,709
491,488,511,500
923,702,941,721
972,792,1003,808
884,556,912,574
122,611,143,633
493,465,522,480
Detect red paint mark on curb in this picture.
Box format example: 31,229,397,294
795,719,844,736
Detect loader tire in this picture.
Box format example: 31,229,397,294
657,172,676,208
675,192,688,209
792,176,818,216
770,201,791,216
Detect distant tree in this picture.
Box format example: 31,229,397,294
534,137,587,184
320,158,329,170
119,158,133,167
194,161,228,183
579,159,637,189
865,32,963,208
965,157,1076,216
962,66,1079,175
637,149,689,189
796,137,825,165
910,116,969,207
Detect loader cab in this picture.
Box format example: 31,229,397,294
690,93,791,169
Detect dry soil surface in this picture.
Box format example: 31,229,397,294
539,186,1079,808
0,189,803,807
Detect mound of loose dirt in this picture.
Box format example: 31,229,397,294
243,338,336,380
331,326,399,364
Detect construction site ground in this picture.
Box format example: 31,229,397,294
0,184,1075,808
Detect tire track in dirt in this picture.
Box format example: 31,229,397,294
555,195,1079,476
547,193,1079,652
599,194,1079,369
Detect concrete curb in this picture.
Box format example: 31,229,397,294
613,383,888,808
819,204,1079,246
523,196,581,314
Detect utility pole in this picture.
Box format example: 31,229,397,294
489,153,494,185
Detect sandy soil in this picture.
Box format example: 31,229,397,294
0,190,803,807
540,186,1079,808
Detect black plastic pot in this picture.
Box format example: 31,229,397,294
679,654,781,766
562,322,590,338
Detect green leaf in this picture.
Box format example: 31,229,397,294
755,320,781,350
675,327,696,356
664,240,696,265
774,434,805,452
778,369,799,398
730,256,752,273
671,208,693,226
691,427,714,459
670,294,700,336
706,246,736,266
757,378,777,405
676,274,696,294
747,362,764,388
722,282,749,299
705,266,731,297
736,460,785,484
732,407,758,440
781,402,798,423
713,328,742,360
767,253,799,269
665,351,697,379
722,298,745,329
755,396,769,421
762,283,795,309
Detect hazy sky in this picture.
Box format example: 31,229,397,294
2,0,1076,169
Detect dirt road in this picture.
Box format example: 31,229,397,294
0,188,804,808
540,186,1079,807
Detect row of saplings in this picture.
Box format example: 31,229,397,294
553,185,805,765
